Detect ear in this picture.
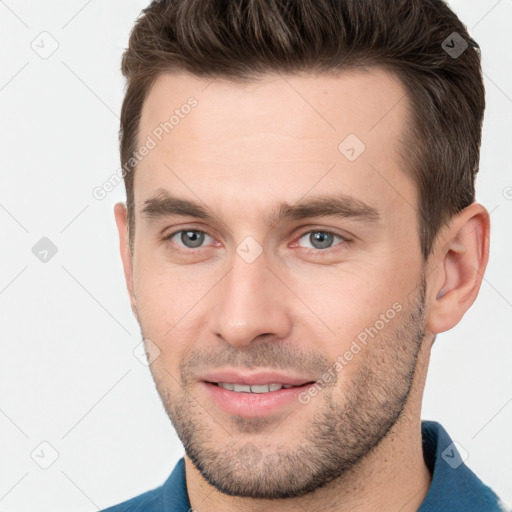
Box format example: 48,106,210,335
426,202,490,334
114,202,138,320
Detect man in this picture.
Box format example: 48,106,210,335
104,0,507,510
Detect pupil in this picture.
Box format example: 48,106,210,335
182,230,204,248
311,231,332,249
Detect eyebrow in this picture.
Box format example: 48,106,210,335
140,188,381,226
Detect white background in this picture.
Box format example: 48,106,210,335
0,0,511,510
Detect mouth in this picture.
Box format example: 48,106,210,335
207,381,309,393
200,373,316,417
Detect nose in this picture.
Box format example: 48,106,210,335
207,250,293,347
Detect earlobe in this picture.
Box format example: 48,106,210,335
427,203,490,334
114,202,137,318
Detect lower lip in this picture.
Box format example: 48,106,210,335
201,381,314,417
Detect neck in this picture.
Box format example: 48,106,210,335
185,341,433,512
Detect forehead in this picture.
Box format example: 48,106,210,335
139,68,409,154
135,68,416,222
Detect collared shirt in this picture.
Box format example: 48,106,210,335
101,421,509,511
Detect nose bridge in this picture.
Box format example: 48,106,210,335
208,248,291,346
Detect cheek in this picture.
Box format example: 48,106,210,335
132,260,217,368
132,263,182,344
289,263,414,361
133,253,199,318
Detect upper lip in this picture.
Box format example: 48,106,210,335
201,369,315,387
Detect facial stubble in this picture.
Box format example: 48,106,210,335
144,279,427,499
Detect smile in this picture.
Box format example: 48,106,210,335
214,382,298,393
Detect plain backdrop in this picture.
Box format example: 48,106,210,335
0,0,511,510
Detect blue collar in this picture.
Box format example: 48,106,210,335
418,420,505,511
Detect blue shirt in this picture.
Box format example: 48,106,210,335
102,421,508,511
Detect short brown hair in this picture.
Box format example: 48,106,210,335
120,0,485,259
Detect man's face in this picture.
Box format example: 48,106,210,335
124,69,429,498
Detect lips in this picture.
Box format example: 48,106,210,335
201,379,316,417
198,369,317,416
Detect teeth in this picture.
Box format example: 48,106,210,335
233,384,251,393
250,384,272,393
217,382,297,393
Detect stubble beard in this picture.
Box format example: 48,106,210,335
145,279,427,499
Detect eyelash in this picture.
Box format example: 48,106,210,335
163,227,350,255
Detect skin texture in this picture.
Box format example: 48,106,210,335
114,68,490,511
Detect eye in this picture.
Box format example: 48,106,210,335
296,230,347,250
166,229,214,250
